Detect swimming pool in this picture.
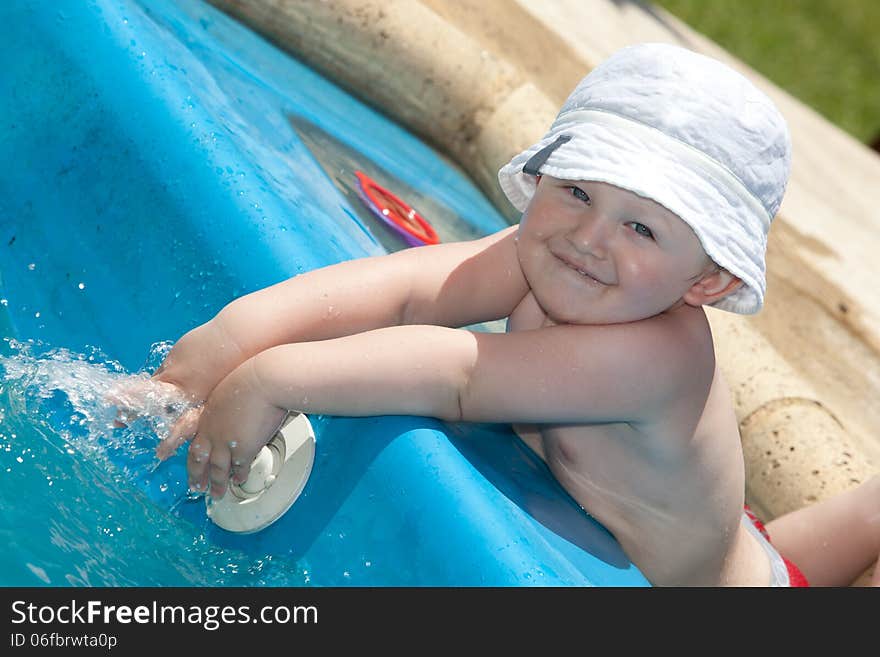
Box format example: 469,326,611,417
0,0,649,586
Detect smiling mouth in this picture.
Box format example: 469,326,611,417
554,253,608,285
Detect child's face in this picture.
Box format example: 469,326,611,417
516,176,717,325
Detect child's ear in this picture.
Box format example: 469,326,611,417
683,269,742,307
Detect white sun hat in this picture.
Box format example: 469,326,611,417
498,43,792,314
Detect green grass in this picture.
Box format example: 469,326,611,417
654,0,880,144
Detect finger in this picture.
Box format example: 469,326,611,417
156,418,189,461
156,406,201,461
107,394,131,428
231,455,250,485
105,379,149,427
207,445,232,500
229,413,287,485
113,405,140,428
229,439,256,485
103,382,132,408
187,435,213,494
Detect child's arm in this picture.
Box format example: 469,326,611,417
189,316,713,498
131,226,525,444
155,225,523,400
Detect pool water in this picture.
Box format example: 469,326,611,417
0,338,313,586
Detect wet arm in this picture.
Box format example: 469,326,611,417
189,324,478,495
250,315,707,425
190,318,710,496
157,226,522,399
249,325,477,421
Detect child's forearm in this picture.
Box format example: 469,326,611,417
218,251,418,354
159,227,520,401
248,325,479,422
214,226,521,372
158,251,418,396
188,324,477,497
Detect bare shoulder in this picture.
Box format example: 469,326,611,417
405,225,528,326
461,305,716,425
614,306,717,424
574,305,716,418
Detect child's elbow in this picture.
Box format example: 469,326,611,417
440,386,466,423
420,327,478,423
423,364,470,424
441,366,472,423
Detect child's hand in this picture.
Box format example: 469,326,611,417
106,377,201,458
185,360,287,499
119,318,251,458
106,377,185,424
155,404,203,461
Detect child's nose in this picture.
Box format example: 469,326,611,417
568,215,611,259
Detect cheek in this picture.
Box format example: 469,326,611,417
618,257,680,298
619,257,660,285
515,231,546,282
519,209,549,240
520,193,574,238
517,225,553,255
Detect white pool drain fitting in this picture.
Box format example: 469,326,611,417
207,412,315,533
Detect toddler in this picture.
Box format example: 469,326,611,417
118,44,879,586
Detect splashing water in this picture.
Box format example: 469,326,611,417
1,339,189,459
0,338,310,586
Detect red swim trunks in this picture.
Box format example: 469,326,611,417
744,505,809,587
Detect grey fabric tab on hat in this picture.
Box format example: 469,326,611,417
522,135,572,176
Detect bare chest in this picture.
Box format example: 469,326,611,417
506,295,754,583
506,291,734,514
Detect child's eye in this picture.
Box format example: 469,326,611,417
569,186,591,205
628,222,654,239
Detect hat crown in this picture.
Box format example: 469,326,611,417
557,44,791,218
